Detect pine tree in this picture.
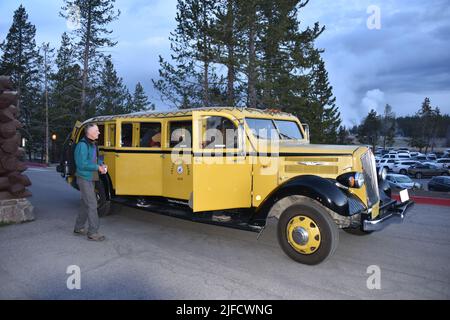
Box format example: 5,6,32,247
258,0,300,109
337,126,351,144
214,0,243,106
0,5,42,160
60,0,120,118
39,42,55,164
153,0,342,143
357,109,382,150
129,82,154,112
152,0,223,109
308,54,341,144
234,0,262,108
96,56,129,115
50,32,83,145
282,47,340,144
153,56,199,109
416,97,441,153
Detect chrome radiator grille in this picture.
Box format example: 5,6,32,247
361,151,379,207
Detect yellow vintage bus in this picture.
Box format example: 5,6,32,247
58,107,413,264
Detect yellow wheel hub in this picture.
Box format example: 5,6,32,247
286,215,321,255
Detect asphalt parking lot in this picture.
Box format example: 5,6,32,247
0,168,449,299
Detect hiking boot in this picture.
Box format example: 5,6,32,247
73,228,87,236
87,233,106,241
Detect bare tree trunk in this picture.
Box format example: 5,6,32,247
248,18,257,108
202,4,209,109
226,0,235,107
43,45,49,165
203,60,209,108
80,5,93,118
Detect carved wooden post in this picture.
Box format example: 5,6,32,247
0,76,34,224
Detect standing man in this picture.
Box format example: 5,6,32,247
73,123,107,241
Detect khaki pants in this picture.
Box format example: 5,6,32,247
74,177,99,235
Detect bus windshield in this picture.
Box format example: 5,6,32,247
245,118,303,140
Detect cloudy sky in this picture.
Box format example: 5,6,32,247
1,0,449,126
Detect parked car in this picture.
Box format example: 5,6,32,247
397,152,411,159
428,176,450,192
426,154,437,161
382,153,410,161
386,174,421,190
412,155,436,162
392,160,420,175
407,163,450,179
435,158,450,169
379,158,397,171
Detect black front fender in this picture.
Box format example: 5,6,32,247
252,175,350,223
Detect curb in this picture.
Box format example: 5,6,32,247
24,162,59,168
24,162,48,168
392,194,450,207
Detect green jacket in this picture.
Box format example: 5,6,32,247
74,137,103,181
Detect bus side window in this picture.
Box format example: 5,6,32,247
200,116,238,149
169,121,192,148
121,123,133,147
139,123,161,148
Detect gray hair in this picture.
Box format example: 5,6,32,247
84,123,98,135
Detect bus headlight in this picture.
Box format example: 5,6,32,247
337,172,365,188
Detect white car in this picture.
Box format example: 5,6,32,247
382,153,410,161
412,155,435,162
409,152,424,158
379,158,397,171
397,152,411,159
386,174,421,190
392,160,420,175
435,158,450,169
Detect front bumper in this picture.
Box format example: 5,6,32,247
362,199,414,232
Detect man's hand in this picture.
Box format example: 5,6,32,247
98,165,107,174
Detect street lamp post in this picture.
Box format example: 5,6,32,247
51,134,57,163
